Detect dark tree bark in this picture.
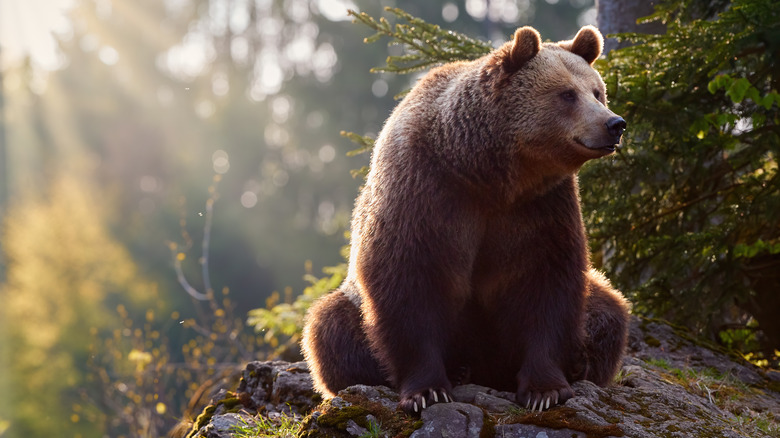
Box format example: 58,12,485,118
596,0,666,54
745,254,780,356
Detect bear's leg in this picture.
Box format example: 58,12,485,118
487,276,583,411
301,290,388,398
512,302,580,411
581,269,630,386
496,266,586,411
365,290,458,414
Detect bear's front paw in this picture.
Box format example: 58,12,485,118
399,388,452,414
516,376,574,412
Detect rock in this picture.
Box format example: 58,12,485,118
299,385,423,437
493,423,586,437
410,402,484,438
344,419,367,436
451,384,517,407
190,413,255,438
340,384,399,410
473,392,518,413
184,361,317,438
451,384,494,403
628,317,766,386
179,316,780,438
235,360,318,416
565,379,743,438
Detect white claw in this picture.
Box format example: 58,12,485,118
531,399,538,412
444,393,450,403
525,398,531,409
421,397,426,410
545,397,550,410
433,392,439,403
554,393,559,405
414,401,418,413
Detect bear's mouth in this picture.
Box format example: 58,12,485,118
573,138,617,154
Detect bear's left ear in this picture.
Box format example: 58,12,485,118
560,25,603,65
501,27,542,74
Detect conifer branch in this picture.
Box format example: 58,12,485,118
342,7,494,167
340,130,375,179
348,7,492,75
341,130,375,157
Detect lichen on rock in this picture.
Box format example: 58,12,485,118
179,317,779,438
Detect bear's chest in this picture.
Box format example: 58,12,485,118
468,185,587,300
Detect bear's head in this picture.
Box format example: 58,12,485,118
488,25,626,174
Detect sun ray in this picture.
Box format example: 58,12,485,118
67,0,196,109
0,0,72,69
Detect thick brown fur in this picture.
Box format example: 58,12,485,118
301,25,630,414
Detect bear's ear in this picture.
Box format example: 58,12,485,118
501,27,541,74
560,25,603,65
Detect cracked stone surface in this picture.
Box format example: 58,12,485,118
183,317,780,438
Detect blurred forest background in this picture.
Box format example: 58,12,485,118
0,0,597,437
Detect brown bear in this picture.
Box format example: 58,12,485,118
301,25,630,414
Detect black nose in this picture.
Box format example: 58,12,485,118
606,116,627,139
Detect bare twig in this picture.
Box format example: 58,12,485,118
170,177,221,301
201,197,215,297
172,254,209,301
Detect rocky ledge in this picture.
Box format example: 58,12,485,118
182,316,780,438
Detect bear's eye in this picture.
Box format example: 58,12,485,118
560,90,577,102
594,90,601,100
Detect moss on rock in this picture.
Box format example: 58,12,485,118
185,392,247,438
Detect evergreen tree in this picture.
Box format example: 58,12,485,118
582,0,779,360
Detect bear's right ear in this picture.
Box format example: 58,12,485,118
501,27,541,74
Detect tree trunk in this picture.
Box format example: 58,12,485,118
596,0,665,54
744,254,780,355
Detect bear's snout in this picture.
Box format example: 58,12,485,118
605,116,626,143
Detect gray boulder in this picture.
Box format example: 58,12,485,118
182,316,780,438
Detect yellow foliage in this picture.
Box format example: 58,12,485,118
0,174,156,436
128,349,153,372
